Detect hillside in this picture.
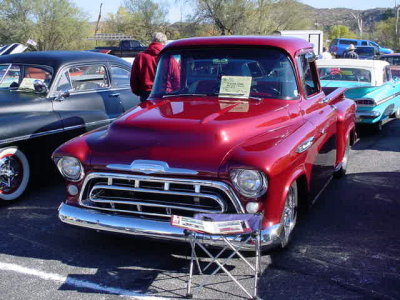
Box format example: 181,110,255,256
305,5,394,33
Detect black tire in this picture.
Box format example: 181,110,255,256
0,147,30,201
279,181,298,248
334,141,349,178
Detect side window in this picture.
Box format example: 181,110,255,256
383,66,392,83
56,71,72,91
297,54,319,97
24,66,52,85
0,64,21,88
110,66,130,88
339,40,356,45
68,65,109,92
361,41,368,46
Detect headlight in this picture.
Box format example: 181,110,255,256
57,156,84,181
230,169,267,198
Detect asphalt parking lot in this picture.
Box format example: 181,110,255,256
0,120,399,300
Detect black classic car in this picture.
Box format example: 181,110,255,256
0,51,139,201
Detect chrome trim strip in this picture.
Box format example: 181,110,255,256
0,118,115,146
79,172,245,214
58,203,280,249
89,184,227,214
375,91,400,106
107,160,198,175
87,198,224,214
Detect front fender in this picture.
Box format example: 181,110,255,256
219,119,317,226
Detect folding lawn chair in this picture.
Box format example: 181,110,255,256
171,213,263,300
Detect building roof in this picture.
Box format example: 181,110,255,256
0,51,130,68
163,36,312,57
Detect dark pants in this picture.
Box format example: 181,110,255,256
140,91,151,102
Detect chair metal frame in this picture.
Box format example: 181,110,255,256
183,218,262,300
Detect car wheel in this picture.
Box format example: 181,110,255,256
279,182,298,248
392,107,400,119
334,140,349,178
0,147,30,201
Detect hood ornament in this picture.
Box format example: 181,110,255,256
107,160,198,175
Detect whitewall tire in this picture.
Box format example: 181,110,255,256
0,147,30,201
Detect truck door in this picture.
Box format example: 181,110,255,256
297,52,338,201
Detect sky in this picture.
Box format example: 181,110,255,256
71,0,398,23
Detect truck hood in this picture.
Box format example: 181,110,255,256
87,97,296,176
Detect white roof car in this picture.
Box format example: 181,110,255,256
317,59,391,86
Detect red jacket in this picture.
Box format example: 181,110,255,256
130,42,163,96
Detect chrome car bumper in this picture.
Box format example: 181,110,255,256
58,203,282,250
355,111,381,119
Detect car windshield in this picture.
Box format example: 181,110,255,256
318,67,371,83
151,47,299,100
382,56,400,65
0,63,53,91
355,47,374,55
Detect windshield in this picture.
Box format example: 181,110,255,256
0,64,53,91
152,47,299,100
318,67,371,83
382,56,400,65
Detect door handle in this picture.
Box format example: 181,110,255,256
319,97,331,104
109,93,120,97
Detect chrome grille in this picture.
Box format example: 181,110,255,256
79,172,244,219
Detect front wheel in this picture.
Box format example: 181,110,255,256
279,182,298,248
0,147,30,201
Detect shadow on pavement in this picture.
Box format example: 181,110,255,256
259,171,400,299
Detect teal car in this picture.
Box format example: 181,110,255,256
317,59,400,130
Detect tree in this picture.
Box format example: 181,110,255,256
123,0,167,40
373,17,398,51
0,0,90,50
193,0,254,35
190,0,311,36
328,25,357,40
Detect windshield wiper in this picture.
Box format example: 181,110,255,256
214,93,262,101
162,93,207,98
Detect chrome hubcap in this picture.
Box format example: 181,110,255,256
0,155,23,194
281,186,297,246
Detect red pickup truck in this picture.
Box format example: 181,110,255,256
53,36,356,249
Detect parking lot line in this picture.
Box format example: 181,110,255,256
0,261,162,299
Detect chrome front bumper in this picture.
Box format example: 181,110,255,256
58,203,282,249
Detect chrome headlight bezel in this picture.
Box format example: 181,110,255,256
56,156,84,182
229,169,268,198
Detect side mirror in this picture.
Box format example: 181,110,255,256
305,52,317,62
33,80,48,94
54,90,70,101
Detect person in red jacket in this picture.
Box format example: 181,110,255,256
130,32,167,102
